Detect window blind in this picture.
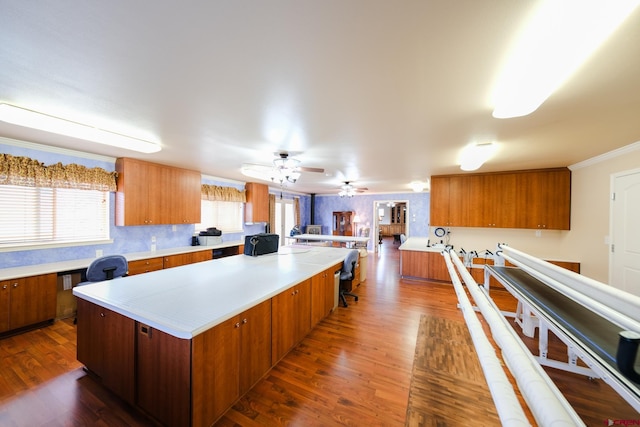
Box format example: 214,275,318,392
196,200,243,233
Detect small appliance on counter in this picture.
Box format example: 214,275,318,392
198,227,223,246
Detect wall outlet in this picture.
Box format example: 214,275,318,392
151,244,157,252
151,236,157,243
96,249,103,257
172,225,177,232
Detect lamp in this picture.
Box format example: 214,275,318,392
492,0,640,118
459,142,498,171
0,103,161,153
353,214,361,237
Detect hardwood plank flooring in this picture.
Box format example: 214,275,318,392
0,237,637,426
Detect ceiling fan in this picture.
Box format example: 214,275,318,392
241,152,325,184
338,181,367,197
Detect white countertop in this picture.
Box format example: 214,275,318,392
398,237,446,253
0,240,244,281
292,234,370,243
73,245,349,339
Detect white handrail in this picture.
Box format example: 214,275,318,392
443,250,584,427
498,244,640,333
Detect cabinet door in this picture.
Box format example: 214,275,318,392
429,176,449,226
400,251,429,279
137,323,191,427
163,253,191,269
239,299,272,394
168,167,202,224
76,299,135,404
516,169,571,230
311,269,330,327
9,274,56,330
0,280,10,332
272,279,311,362
245,182,269,223
430,176,468,226
428,252,453,282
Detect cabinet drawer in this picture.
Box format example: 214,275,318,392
127,257,164,276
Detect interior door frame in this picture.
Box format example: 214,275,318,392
372,199,410,253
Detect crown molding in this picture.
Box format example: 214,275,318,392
569,140,640,170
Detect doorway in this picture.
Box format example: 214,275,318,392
372,200,409,253
275,198,295,246
610,168,640,295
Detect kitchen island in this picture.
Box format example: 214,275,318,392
73,245,347,427
399,237,453,282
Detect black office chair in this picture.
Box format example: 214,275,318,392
75,255,128,323
339,249,360,307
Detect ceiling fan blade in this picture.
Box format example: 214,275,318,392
299,166,325,173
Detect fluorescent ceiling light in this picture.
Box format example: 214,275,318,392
459,142,498,171
492,0,640,118
0,103,161,153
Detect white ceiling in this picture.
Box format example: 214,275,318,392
1,1,639,195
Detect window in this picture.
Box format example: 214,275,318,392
197,200,243,233
0,184,110,248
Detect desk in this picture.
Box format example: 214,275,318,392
291,233,370,247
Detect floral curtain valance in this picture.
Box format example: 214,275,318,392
201,184,246,202
0,153,117,191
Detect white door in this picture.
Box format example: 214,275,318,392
610,169,640,295
275,199,294,246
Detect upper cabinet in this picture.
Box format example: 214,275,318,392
430,168,570,230
115,158,201,226
244,182,269,223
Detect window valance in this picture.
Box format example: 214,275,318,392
0,153,117,191
201,184,246,202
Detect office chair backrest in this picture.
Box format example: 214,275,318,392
340,249,359,280
85,255,128,282
400,234,407,244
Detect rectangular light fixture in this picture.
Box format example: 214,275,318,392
492,0,640,119
0,103,161,153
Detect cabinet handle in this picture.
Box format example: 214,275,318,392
100,312,105,317
234,322,241,328
13,282,18,288
242,318,248,324
2,284,7,290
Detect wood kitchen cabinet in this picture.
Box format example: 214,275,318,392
516,169,571,230
430,168,570,230
244,182,269,223
311,265,340,327
332,211,354,236
116,158,201,226
272,279,311,363
76,299,135,404
136,323,191,427
127,257,164,275
429,176,467,227
0,273,56,334
191,299,272,426
163,250,213,269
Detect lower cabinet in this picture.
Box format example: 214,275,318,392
163,249,213,269
311,265,339,327
137,323,191,427
127,257,164,275
0,273,56,334
400,251,454,282
76,299,135,404
272,279,312,363
191,299,272,426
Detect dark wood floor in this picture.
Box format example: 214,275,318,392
0,238,637,426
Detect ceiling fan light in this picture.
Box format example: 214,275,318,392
410,181,425,192
0,103,161,153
